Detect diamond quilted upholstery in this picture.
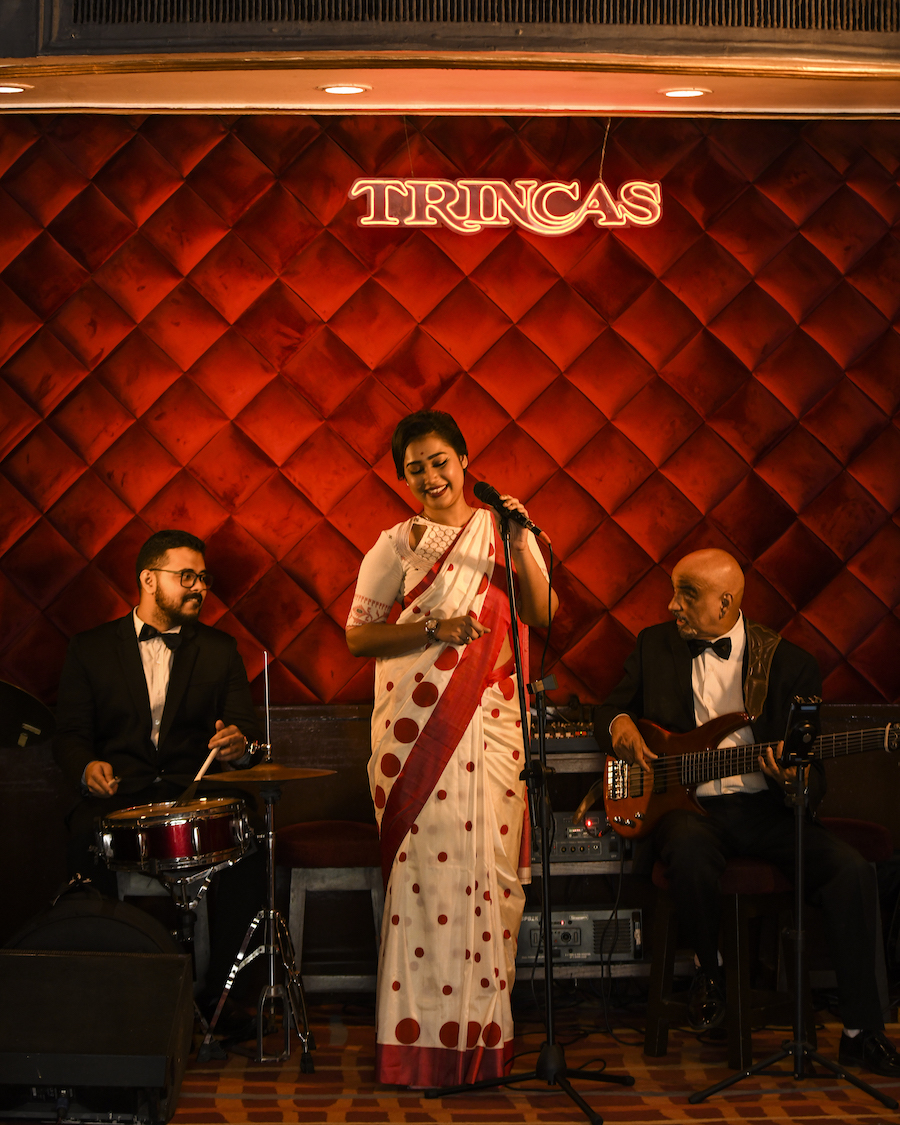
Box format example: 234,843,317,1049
1,114,899,708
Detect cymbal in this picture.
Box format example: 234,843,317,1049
0,680,55,749
199,763,335,785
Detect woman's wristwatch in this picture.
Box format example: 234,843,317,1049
424,617,440,643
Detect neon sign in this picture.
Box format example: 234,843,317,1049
349,177,662,236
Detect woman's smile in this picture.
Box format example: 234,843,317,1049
404,433,470,525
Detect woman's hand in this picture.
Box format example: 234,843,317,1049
436,615,492,647
490,493,558,627
496,494,531,551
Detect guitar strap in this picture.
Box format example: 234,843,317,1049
743,619,781,721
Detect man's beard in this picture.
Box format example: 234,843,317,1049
154,587,203,628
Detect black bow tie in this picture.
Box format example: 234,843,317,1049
687,636,732,660
139,623,183,651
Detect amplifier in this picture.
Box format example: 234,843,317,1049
517,907,643,964
0,949,192,1123
532,812,631,864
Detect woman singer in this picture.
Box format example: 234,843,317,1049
345,410,558,1087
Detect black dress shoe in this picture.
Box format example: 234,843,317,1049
688,970,726,1031
839,1030,900,1077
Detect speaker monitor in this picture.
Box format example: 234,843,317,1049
0,949,193,1123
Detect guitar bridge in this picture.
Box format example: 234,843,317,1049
607,757,638,800
606,757,647,800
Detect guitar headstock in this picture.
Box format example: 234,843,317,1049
887,724,900,753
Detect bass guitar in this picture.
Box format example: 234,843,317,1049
601,712,899,839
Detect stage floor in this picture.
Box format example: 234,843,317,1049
174,994,900,1125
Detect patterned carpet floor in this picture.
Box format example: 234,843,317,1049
174,999,900,1125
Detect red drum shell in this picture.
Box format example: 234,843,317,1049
97,796,248,873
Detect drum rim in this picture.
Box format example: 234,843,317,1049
100,796,244,825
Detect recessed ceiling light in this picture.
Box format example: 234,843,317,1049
0,84,29,94
660,87,711,98
320,84,370,94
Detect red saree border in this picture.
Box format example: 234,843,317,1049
379,521,511,886
375,1038,514,1087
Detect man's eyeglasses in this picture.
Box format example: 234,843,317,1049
149,568,214,589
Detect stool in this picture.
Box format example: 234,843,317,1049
645,816,894,1069
277,820,384,993
645,855,806,1070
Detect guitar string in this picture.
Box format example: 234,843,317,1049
614,727,892,800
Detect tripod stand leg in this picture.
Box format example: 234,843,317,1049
689,1045,792,1103
274,912,316,1070
425,1069,541,1099
563,1067,635,1088
804,1049,899,1110
256,983,291,1063
197,909,264,1062
555,1073,602,1125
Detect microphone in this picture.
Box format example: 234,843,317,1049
473,481,551,546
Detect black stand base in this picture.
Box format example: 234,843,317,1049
690,1038,899,1111
425,1039,635,1125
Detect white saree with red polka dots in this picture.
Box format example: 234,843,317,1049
368,509,537,1087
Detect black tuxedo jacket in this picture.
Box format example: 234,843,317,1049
53,613,260,797
594,618,824,807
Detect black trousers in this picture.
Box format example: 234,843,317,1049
653,792,883,1031
65,783,265,1002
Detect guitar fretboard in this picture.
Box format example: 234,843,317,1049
679,726,893,786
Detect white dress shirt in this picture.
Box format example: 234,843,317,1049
693,612,765,798
133,608,182,748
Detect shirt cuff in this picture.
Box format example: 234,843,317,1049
608,712,631,737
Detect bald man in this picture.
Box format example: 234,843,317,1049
594,549,900,1077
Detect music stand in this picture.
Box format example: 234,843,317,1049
690,697,898,1111
426,512,634,1125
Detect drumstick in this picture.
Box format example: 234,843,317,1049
172,745,220,807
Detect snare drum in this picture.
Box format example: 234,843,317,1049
97,796,250,874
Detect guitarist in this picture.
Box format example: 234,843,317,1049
595,547,900,1076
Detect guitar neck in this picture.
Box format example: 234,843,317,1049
683,726,892,786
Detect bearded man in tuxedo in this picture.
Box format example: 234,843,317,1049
53,528,264,1008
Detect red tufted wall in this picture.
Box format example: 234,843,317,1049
1,114,899,708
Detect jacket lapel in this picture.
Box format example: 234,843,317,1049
117,613,152,735
669,627,696,729
158,621,199,749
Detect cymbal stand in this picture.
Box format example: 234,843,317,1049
197,776,315,1069
426,514,634,1125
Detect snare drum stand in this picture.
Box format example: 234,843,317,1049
198,777,314,1069
158,857,240,1034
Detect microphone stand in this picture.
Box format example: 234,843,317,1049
426,512,634,1124
690,698,897,1111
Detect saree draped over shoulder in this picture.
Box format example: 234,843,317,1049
362,508,534,1087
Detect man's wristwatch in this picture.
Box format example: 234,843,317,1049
424,618,440,643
